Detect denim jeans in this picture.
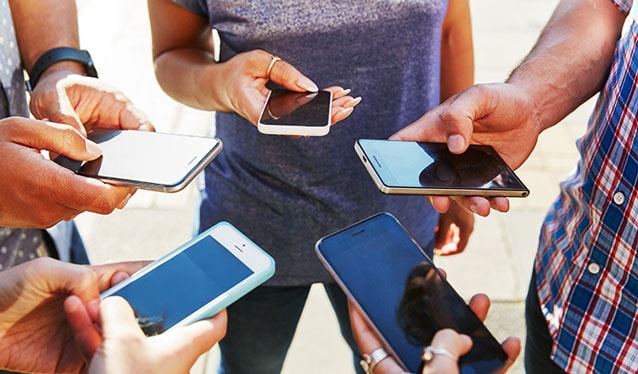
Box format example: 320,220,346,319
217,283,365,374
524,272,565,374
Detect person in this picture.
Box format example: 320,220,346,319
0,257,227,373
349,294,520,374
0,0,153,271
147,0,474,372
391,0,636,372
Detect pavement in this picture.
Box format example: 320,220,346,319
74,1,594,373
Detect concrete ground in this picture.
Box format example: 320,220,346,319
74,1,595,372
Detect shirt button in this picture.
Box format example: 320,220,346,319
588,262,601,275
613,191,625,205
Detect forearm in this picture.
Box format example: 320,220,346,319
506,0,626,132
154,49,231,111
9,0,84,76
440,0,474,102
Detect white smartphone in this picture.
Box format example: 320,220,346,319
54,129,223,193
354,139,529,197
315,212,508,373
101,221,275,336
257,88,332,136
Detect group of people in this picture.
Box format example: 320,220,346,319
0,0,636,373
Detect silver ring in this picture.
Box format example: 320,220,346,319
266,55,281,80
422,345,456,363
360,347,390,374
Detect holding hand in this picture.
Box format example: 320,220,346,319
0,258,146,373
391,83,540,217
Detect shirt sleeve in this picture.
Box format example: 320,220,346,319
172,0,209,17
611,0,633,14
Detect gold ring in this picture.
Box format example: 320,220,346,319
266,55,281,80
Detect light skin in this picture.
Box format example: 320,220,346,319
390,0,626,217
147,0,475,255
0,0,154,228
79,296,227,374
0,257,147,373
349,294,521,374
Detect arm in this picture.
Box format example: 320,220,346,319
439,0,474,103
392,0,626,216
148,0,358,125
10,0,153,133
434,0,475,254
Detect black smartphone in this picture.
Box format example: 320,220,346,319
257,89,332,136
54,129,223,192
101,222,275,336
315,212,508,373
354,139,529,197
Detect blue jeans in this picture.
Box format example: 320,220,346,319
524,272,565,374
217,283,365,374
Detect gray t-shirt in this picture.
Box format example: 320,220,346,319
175,0,444,285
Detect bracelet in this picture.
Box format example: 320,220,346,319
26,47,98,92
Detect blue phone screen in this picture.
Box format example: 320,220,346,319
317,213,507,373
110,235,253,335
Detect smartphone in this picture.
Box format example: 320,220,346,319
54,129,223,193
354,139,529,197
315,212,508,373
101,221,275,336
257,88,332,136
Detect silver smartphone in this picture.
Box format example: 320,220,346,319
315,212,508,373
101,221,275,336
354,139,529,197
54,129,223,193
257,89,332,136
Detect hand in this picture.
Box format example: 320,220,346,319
79,296,226,374
0,118,137,228
349,294,521,374
391,83,541,217
0,258,147,373
434,200,474,256
214,50,361,125
29,71,154,135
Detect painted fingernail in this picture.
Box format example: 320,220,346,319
297,78,318,92
341,88,352,96
345,96,362,108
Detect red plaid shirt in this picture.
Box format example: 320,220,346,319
535,1,638,372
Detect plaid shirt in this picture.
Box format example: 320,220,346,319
535,1,638,372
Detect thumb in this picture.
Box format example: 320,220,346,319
8,119,102,161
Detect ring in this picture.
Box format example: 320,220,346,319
266,55,281,80
266,105,280,120
360,347,390,374
421,346,456,363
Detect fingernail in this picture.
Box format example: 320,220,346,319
341,88,352,96
447,134,465,153
470,204,478,214
117,192,133,209
296,78,318,92
85,140,102,158
335,107,354,122
345,96,362,108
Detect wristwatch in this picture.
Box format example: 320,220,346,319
26,47,98,92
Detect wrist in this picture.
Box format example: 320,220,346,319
26,47,98,92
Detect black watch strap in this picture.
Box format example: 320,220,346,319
26,47,98,92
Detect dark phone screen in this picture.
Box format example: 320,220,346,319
316,213,507,373
358,139,527,193
259,89,331,127
109,235,253,336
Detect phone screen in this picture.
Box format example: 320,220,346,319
54,129,222,192
259,89,332,127
316,213,507,373
105,234,253,335
355,139,529,197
